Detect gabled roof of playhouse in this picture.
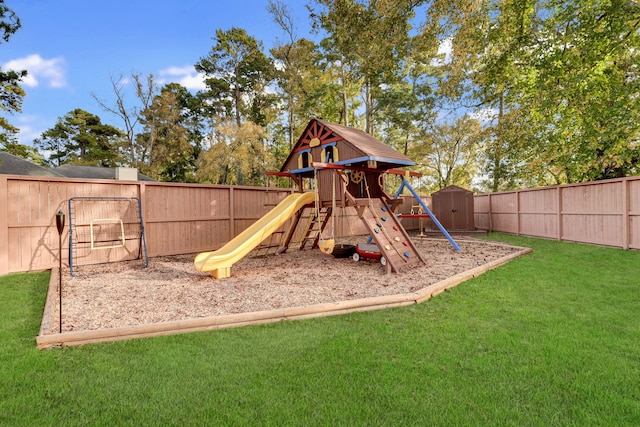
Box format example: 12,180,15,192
280,118,415,173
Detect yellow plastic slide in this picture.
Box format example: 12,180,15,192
194,191,316,278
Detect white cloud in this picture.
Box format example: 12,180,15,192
3,54,66,88
469,107,497,125
431,38,453,67
158,66,206,90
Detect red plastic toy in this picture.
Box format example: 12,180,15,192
352,243,387,266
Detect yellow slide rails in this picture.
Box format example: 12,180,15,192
194,191,316,279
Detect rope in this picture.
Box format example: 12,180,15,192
313,167,323,243
330,170,336,240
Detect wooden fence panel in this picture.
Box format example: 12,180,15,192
561,181,623,247
474,177,640,250
473,194,490,229
0,176,7,276
518,188,558,239
144,184,232,257
487,192,518,233
0,175,432,276
9,174,638,274
1,177,141,274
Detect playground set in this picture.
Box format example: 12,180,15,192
194,118,459,279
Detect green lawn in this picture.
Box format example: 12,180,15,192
1,233,639,426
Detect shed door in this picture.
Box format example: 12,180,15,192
435,191,474,231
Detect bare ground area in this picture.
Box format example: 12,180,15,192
46,236,523,333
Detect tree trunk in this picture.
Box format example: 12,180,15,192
492,93,504,192
340,59,349,127
234,66,242,126
365,79,373,135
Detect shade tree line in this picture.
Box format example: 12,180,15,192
1,0,638,192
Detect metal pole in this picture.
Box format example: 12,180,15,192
56,210,65,334
398,177,461,252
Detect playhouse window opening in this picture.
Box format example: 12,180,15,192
322,144,339,164
326,146,337,163
299,150,312,168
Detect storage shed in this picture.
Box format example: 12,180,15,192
431,185,475,231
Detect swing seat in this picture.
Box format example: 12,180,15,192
331,244,356,258
319,239,335,254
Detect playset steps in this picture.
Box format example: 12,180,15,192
253,230,287,257
296,207,332,250
356,198,426,274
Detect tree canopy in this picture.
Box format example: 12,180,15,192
10,0,640,190
0,1,29,157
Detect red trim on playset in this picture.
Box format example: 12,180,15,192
265,171,295,178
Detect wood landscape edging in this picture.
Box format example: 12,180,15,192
36,242,532,349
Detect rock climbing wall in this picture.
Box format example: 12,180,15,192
358,198,426,274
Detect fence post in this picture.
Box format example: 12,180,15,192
516,190,520,236
557,186,563,241
138,181,150,255
622,178,629,250
488,193,493,231
229,186,235,239
0,176,7,276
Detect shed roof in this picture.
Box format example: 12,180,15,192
431,185,473,195
280,118,415,174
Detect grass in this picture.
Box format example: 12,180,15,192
1,233,639,426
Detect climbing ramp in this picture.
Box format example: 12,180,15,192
356,198,426,274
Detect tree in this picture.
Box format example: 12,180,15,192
310,0,416,134
196,120,272,186
136,84,196,182
34,109,126,167
269,1,321,149
519,0,640,183
92,73,157,166
376,29,441,157
0,2,29,155
425,0,639,189
195,27,276,126
411,116,481,192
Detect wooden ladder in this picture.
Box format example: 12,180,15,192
297,207,332,250
253,229,288,257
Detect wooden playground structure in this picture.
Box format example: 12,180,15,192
195,118,459,278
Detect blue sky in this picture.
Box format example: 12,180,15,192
2,0,314,146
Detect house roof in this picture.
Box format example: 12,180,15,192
0,152,155,181
0,152,63,177
53,165,155,181
280,118,415,174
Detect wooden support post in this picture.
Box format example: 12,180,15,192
557,186,563,241
488,193,493,231
229,186,235,240
622,178,629,250
516,190,520,236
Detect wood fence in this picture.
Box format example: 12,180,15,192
474,176,640,250
3,173,637,275
0,175,422,275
